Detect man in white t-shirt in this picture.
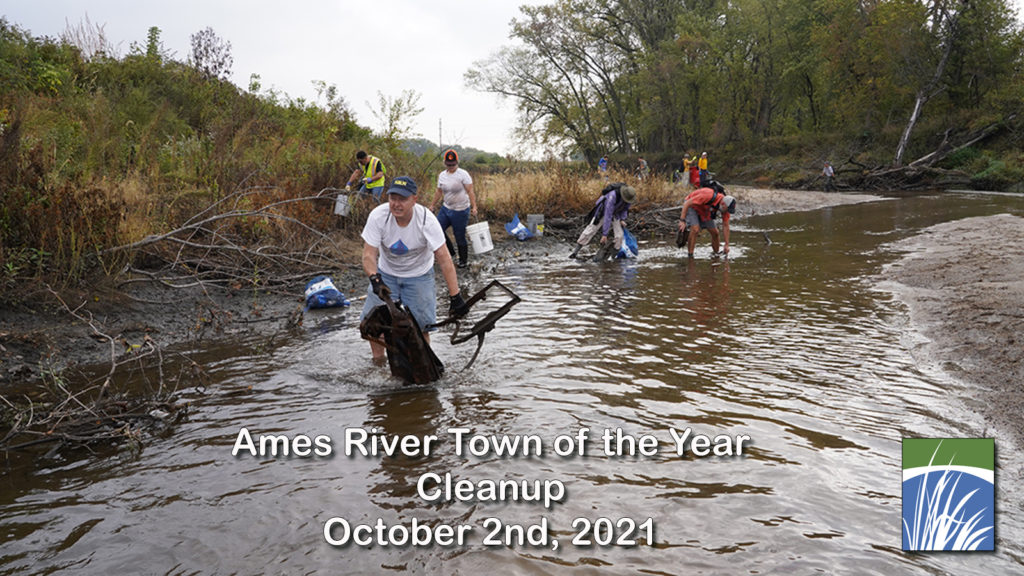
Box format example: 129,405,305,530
360,176,469,362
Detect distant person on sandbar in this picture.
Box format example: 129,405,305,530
698,151,710,187
823,161,836,191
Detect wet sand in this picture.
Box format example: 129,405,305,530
727,185,890,216
879,213,1024,446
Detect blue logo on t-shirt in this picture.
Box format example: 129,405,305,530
389,239,409,255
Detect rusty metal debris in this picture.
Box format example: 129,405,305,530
359,287,444,385
360,280,521,384
429,280,521,372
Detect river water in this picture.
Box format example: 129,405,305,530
2,191,1022,575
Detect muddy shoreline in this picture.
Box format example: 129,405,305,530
2,188,1020,453
879,213,1024,447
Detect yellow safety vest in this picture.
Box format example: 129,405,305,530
365,156,386,189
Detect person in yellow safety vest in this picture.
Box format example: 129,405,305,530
346,150,387,201
698,151,710,187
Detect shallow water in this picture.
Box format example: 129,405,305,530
2,191,1023,575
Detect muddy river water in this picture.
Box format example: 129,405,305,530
2,191,1023,575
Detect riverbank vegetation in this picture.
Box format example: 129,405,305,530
469,0,1024,188
2,1,1024,299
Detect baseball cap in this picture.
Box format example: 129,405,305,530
444,149,458,164
721,195,736,214
387,177,418,197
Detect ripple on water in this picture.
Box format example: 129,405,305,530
5,195,1024,574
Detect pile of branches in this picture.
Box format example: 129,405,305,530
848,116,1013,191
844,161,972,191
0,290,202,456
104,180,363,299
0,373,187,454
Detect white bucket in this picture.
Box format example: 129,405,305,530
466,221,494,254
333,193,351,216
526,214,544,237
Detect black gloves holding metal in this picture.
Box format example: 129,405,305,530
369,273,388,300
449,292,469,318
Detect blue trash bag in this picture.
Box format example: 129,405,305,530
616,228,639,259
504,213,533,241
304,276,350,310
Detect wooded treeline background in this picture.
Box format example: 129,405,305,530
1,1,1023,292
468,0,1024,183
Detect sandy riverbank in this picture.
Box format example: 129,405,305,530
879,213,1024,447
726,184,890,216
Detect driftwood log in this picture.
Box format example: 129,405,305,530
847,114,1015,191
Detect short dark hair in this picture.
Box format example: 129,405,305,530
356,150,367,160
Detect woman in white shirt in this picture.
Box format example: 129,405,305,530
430,149,478,268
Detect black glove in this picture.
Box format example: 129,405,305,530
369,273,388,299
449,291,469,318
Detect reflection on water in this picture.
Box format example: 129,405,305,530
2,192,1023,575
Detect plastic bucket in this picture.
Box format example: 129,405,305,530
526,214,544,237
333,193,351,216
466,221,494,254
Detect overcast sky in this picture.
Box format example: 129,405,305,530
4,2,1022,156
1,0,549,155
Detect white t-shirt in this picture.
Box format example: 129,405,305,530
436,168,474,211
361,203,446,277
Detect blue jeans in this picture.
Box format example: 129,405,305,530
436,205,470,248
360,270,438,331
358,183,385,202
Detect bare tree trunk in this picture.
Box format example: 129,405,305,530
894,95,926,168
893,1,964,167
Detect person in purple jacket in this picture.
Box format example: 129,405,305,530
569,182,637,260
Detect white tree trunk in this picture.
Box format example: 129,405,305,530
892,0,963,168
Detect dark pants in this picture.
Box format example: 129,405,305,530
437,206,470,249
437,205,471,265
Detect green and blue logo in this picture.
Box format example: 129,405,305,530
902,438,994,551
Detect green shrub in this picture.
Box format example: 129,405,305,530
939,146,982,170
970,158,1022,191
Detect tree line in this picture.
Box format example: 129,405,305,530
467,0,1024,175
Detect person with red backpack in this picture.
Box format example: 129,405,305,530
676,181,736,259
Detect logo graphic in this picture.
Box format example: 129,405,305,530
389,239,409,255
902,438,994,551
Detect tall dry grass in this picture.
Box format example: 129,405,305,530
470,164,685,223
